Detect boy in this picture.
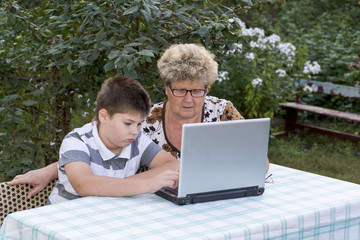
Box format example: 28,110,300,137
47,76,179,204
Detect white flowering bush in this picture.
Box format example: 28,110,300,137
211,18,315,118
239,0,360,115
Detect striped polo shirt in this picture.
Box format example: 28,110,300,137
47,122,161,204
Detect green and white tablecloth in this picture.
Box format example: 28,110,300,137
1,164,360,239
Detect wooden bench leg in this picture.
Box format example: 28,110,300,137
284,108,298,133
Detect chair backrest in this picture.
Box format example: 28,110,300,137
0,180,56,226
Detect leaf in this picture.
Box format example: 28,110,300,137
104,60,115,72
22,100,38,106
125,42,143,47
124,5,140,15
2,94,20,103
96,29,106,41
88,51,100,63
0,16,8,25
20,142,38,152
100,41,114,47
197,26,210,37
30,89,44,96
108,50,121,60
45,61,59,68
138,49,155,57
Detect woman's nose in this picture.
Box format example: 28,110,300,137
183,91,193,102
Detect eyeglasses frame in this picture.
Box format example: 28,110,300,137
169,86,207,98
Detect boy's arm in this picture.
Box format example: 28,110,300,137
64,151,179,197
7,162,59,198
127,150,180,187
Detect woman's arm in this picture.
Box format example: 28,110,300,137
7,162,59,198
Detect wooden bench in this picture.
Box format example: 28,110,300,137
276,79,360,142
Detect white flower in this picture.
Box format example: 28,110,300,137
226,49,236,55
303,85,312,92
277,43,296,61
241,27,265,37
266,34,281,47
276,69,287,77
233,43,243,53
225,43,243,55
6,59,11,64
250,41,258,48
234,17,247,30
82,112,89,118
252,78,263,87
245,52,255,61
217,71,229,82
303,61,321,75
50,141,55,146
78,94,83,99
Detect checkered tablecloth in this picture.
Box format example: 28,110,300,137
1,164,360,240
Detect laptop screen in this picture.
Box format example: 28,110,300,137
177,118,270,198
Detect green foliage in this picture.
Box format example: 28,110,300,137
0,0,281,179
1,0,357,180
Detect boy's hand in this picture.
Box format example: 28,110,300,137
148,169,179,193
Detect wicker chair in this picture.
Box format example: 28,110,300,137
0,180,56,226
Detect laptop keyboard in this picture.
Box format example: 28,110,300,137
162,186,178,195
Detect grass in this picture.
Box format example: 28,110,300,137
268,129,360,184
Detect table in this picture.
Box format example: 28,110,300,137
1,164,360,240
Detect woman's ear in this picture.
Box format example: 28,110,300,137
98,109,109,123
164,84,170,97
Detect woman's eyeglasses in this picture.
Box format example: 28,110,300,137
169,87,207,98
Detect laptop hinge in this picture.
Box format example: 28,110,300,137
186,186,264,204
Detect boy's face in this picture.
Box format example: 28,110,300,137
98,110,145,154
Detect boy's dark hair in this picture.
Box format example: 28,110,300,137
93,76,150,121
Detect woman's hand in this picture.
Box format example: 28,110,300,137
7,162,58,198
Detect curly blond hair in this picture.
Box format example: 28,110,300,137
157,44,218,88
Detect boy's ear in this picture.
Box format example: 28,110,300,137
98,109,109,123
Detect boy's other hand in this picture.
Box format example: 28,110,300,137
149,169,179,193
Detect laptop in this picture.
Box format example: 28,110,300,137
155,118,270,205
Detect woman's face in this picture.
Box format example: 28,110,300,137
165,80,207,121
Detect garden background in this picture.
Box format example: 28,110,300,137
0,0,359,183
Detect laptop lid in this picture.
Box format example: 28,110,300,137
156,118,270,204
178,118,269,195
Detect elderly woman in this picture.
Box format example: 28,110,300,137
8,43,265,198
143,43,244,159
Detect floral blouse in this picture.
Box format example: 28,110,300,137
142,96,244,159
